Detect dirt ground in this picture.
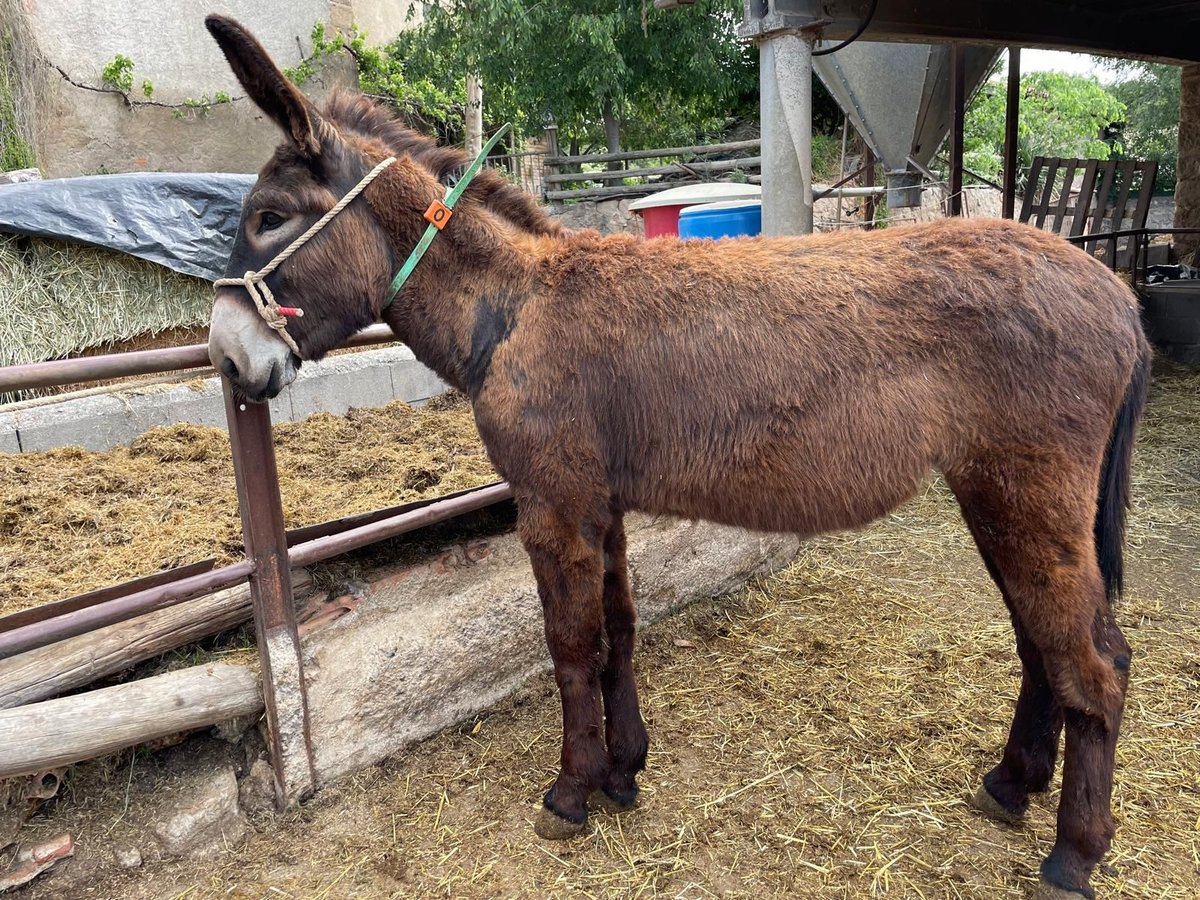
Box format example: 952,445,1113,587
8,363,1200,900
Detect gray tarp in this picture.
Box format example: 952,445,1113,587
0,172,255,282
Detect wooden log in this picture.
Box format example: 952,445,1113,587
0,662,262,779
544,156,762,185
544,138,760,167
0,571,310,710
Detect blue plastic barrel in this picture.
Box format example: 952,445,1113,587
677,199,762,240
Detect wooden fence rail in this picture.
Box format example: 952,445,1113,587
541,135,762,203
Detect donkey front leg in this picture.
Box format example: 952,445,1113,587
520,501,611,839
594,511,649,812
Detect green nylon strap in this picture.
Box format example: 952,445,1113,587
383,123,513,309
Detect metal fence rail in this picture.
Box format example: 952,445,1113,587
0,326,512,805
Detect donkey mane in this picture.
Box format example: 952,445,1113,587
323,90,564,238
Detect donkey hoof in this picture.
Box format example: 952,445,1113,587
968,784,1025,826
589,785,639,814
534,805,588,841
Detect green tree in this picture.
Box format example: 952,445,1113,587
1097,58,1180,193
386,0,756,151
963,70,1126,189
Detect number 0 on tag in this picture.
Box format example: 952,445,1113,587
424,199,453,229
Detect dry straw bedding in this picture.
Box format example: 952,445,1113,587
12,364,1200,899
0,395,493,612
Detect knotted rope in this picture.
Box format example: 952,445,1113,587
213,155,397,357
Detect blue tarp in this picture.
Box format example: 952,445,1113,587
0,172,255,282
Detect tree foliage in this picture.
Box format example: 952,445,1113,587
963,70,1126,188
298,1,756,151
1098,58,1180,193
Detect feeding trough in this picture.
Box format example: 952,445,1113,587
813,41,1000,207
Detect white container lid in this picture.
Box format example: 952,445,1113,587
678,198,763,216
628,182,761,212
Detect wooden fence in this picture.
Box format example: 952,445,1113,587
478,128,764,203
539,133,762,203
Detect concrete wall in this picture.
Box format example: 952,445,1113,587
9,0,420,177
0,345,447,454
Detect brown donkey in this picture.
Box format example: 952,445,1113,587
205,16,1150,898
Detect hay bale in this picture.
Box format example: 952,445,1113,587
0,235,211,370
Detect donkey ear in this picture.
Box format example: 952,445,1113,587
205,14,322,156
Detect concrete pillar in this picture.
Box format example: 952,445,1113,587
760,31,815,235
1175,64,1200,263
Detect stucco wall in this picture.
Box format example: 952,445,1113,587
11,0,420,177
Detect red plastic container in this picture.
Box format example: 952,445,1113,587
640,204,688,239
629,184,762,239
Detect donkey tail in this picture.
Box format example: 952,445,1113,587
1095,344,1152,602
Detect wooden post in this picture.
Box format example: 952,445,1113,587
224,383,316,807
1002,47,1022,219
541,124,559,201
863,145,877,229
947,43,966,217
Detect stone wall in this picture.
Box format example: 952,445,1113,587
1176,64,1200,263
4,0,420,177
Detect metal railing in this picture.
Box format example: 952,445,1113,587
0,326,513,803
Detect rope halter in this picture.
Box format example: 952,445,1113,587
213,155,397,357
213,124,512,357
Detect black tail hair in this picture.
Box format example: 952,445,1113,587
1095,345,1152,601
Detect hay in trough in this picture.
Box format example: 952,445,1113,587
13,363,1199,899
0,236,212,372
0,394,494,614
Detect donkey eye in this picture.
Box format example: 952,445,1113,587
258,211,286,233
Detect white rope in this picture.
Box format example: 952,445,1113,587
214,155,397,357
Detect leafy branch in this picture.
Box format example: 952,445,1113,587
52,55,242,114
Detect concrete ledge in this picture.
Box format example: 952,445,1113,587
302,515,801,785
0,346,448,453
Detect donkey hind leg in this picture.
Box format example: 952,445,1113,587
591,511,649,814
519,500,611,840
950,467,1131,899
966,547,1063,823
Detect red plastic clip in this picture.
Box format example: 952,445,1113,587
277,307,304,317
424,199,453,230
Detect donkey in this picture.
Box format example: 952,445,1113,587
205,16,1150,898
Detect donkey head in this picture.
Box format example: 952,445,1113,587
205,15,433,401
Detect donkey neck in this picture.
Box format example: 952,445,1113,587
376,195,540,398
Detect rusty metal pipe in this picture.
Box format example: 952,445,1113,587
287,482,515,569
0,483,513,661
0,324,397,394
0,560,255,660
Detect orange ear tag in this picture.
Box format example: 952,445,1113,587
424,199,453,230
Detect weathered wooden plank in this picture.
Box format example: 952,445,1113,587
1033,157,1061,229
0,662,262,779
544,156,762,185
1049,159,1078,234
544,139,761,167
1068,159,1101,237
1017,157,1045,224
545,183,677,202
0,571,310,710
